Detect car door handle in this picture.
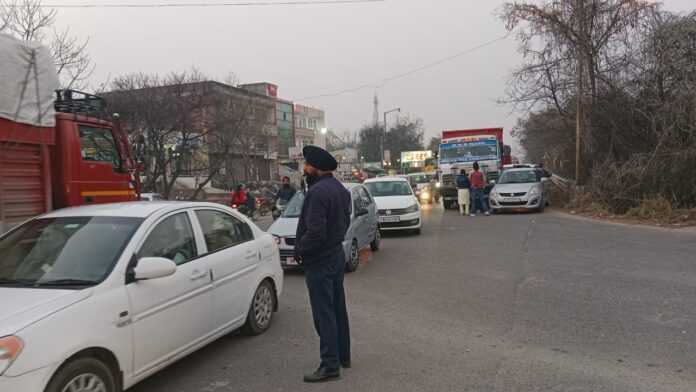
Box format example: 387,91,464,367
190,270,208,281
245,250,258,260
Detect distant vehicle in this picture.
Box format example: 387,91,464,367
403,172,434,204
503,163,536,169
268,183,380,272
489,168,550,213
437,128,511,209
363,177,422,235
0,202,282,392
140,193,165,201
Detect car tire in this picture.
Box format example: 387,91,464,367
370,229,381,251
45,357,118,392
242,280,275,335
345,240,359,272
537,202,546,213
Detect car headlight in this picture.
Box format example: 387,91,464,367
435,182,441,188
490,189,499,198
0,336,23,376
405,204,419,213
528,187,540,196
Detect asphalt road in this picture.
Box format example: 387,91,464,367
130,205,696,392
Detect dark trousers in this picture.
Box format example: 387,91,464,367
304,251,351,369
471,188,488,213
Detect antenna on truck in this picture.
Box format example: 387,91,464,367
54,89,107,115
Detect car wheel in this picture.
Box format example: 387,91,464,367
370,229,381,251
45,357,117,392
242,280,275,335
345,240,359,272
537,201,546,213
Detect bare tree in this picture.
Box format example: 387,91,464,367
500,0,656,183
0,0,94,89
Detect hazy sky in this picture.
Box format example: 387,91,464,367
53,0,696,153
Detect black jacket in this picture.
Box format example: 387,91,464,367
295,173,351,268
276,185,297,202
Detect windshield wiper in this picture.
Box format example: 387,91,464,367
34,278,98,287
0,278,35,286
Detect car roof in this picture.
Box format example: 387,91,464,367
342,182,365,191
503,167,538,173
363,176,408,183
41,201,226,219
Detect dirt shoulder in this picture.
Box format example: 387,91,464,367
551,207,696,233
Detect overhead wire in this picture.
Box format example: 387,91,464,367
25,0,385,8
295,29,517,102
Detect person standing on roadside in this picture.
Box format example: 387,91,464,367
457,169,471,216
469,161,490,216
295,145,352,383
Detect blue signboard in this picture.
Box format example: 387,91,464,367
439,139,499,164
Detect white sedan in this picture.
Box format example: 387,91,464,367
0,202,282,392
363,177,422,235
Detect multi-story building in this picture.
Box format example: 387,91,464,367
294,103,326,148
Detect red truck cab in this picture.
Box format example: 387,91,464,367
0,90,139,232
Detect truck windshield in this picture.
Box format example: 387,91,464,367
440,140,498,163
0,216,142,288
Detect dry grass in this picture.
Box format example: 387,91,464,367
561,188,696,228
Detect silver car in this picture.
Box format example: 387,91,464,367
268,183,380,272
489,168,550,213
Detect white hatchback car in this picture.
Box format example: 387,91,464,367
363,177,422,235
0,202,282,392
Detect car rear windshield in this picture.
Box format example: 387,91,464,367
0,216,143,288
365,181,413,197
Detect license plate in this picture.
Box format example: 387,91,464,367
380,216,400,223
506,197,522,202
285,256,297,265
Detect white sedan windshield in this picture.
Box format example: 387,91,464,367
0,216,143,287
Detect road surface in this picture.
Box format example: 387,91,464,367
131,205,696,392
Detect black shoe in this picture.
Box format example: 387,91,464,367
341,360,352,369
303,366,340,383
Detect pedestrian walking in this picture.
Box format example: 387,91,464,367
457,169,471,216
294,145,352,383
469,162,490,216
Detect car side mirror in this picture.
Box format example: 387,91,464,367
489,180,496,185
356,207,369,217
134,257,177,281
540,177,549,183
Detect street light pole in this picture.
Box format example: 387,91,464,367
382,108,400,167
